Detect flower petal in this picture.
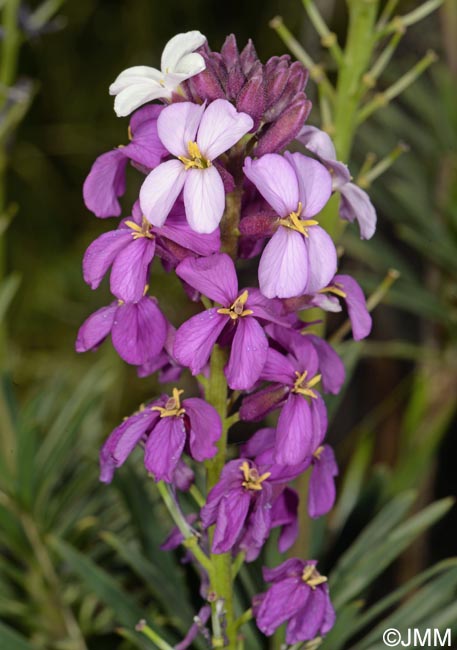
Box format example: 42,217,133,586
256,579,307,636
158,210,221,256
144,416,186,482
307,334,345,395
157,101,205,158
212,491,251,553
110,238,156,302
173,309,227,375
335,273,372,340
184,166,225,233
123,106,167,168
75,303,117,353
183,397,222,461
225,317,268,390
297,125,337,162
304,226,337,294
308,445,338,518
275,394,315,465
83,150,128,218
284,152,332,217
339,182,377,239
109,66,163,94
286,587,326,643
140,159,186,227
259,227,308,299
197,99,253,160
160,31,207,73
83,229,132,290
243,154,298,217
113,82,168,118
261,348,296,384
112,297,167,365
175,253,238,304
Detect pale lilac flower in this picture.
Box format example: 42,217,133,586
109,31,207,117
253,559,335,643
99,388,221,483
243,152,336,298
83,105,167,217
75,295,167,365
297,125,377,239
83,200,220,303
173,254,287,390
140,99,253,233
309,273,372,340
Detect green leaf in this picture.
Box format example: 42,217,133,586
0,620,36,650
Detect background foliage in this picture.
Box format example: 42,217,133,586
1,0,456,648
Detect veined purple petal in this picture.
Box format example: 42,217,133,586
174,605,211,650
321,595,336,634
239,384,288,422
289,336,320,379
158,218,221,256
197,98,253,159
83,229,132,290
76,303,117,353
308,445,338,518
256,579,307,636
184,397,221,461
173,460,195,492
140,160,187,227
83,150,128,218
184,166,225,234
243,154,298,217
286,587,326,643
110,237,156,302
259,227,308,299
174,309,227,374
284,152,332,217
99,409,158,483
307,334,345,394
263,558,306,583
339,182,377,240
225,317,268,390
242,427,276,457
261,348,295,385
272,488,299,552
176,254,238,304
112,297,167,365
247,289,290,326
275,394,315,465
144,416,186,482
123,104,167,168
304,226,337,294
311,396,328,449
212,491,251,553
157,101,205,158
335,274,372,340
297,125,337,162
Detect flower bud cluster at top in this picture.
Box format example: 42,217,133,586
77,30,377,647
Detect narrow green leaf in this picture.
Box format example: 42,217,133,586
0,621,35,650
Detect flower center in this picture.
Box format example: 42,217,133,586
151,387,185,418
217,290,253,320
302,564,328,590
178,141,212,170
292,370,322,398
240,461,271,491
124,216,155,240
318,282,347,299
278,202,319,237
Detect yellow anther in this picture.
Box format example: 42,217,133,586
302,564,328,590
127,125,133,141
217,290,253,320
318,282,347,299
278,202,318,237
151,388,185,418
313,446,324,460
178,140,212,170
240,461,271,491
125,216,155,240
292,370,321,399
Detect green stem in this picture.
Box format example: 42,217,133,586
205,345,237,649
136,620,174,650
301,0,344,65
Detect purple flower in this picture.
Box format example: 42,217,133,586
83,105,167,218
99,388,222,483
83,200,220,303
140,99,253,233
253,558,335,643
309,273,372,340
243,152,336,298
240,339,328,465
173,254,286,390
75,294,167,366
297,125,377,239
137,323,183,383
309,445,338,518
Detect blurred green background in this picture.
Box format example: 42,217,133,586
1,0,457,648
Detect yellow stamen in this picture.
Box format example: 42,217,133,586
302,564,328,590
178,140,212,170
313,446,324,460
278,202,319,237
240,461,271,491
125,216,155,240
292,370,322,399
318,282,347,299
127,125,133,141
151,388,185,418
217,290,253,320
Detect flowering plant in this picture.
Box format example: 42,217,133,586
76,4,449,646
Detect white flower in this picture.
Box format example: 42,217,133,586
109,31,207,117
